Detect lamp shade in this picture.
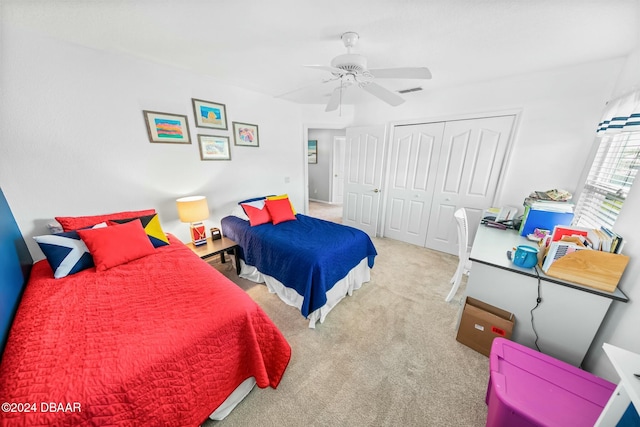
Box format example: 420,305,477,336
176,196,209,223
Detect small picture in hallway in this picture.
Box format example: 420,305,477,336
143,110,191,144
308,140,317,163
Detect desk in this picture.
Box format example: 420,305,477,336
463,225,628,367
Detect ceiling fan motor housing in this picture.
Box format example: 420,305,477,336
330,53,367,74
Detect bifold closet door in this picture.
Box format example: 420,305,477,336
425,115,515,255
383,122,446,246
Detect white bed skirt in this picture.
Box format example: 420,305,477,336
236,257,371,328
208,377,256,420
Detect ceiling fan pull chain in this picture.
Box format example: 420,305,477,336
339,81,343,116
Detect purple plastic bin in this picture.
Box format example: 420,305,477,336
486,338,616,427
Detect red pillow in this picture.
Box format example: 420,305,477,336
241,203,272,226
56,209,156,231
265,197,296,225
77,219,155,271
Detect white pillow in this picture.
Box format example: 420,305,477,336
230,205,249,221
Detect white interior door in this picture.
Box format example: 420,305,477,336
383,122,445,246
331,136,346,204
425,115,515,254
343,125,386,237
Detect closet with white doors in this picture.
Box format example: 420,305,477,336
383,115,515,255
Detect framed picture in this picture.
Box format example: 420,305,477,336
308,140,318,164
143,110,191,144
192,98,228,130
232,122,259,147
198,135,231,161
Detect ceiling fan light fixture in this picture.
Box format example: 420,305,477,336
299,32,431,112
330,53,367,74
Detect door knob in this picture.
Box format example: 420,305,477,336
373,188,380,193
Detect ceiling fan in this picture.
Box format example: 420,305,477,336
306,32,432,112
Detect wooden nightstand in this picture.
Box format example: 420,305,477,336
186,237,241,274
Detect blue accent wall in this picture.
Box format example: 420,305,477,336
0,188,32,359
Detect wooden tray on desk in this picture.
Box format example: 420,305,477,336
545,250,629,293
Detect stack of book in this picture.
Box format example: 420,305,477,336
525,199,574,213
540,225,625,273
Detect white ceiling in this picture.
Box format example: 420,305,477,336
3,0,639,108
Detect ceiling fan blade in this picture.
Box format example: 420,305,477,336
276,76,339,98
368,67,432,80
305,64,346,75
360,82,405,107
325,86,343,112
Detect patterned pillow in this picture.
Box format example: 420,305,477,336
34,222,107,279
110,213,169,247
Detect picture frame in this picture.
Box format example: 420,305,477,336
192,98,228,130
143,110,191,144
308,140,318,164
198,135,231,161
232,122,259,147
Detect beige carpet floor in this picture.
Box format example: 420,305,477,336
204,203,489,426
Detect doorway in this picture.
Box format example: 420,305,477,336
307,128,346,218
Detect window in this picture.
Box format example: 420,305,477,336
573,132,640,228
573,90,640,229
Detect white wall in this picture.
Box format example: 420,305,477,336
0,25,305,255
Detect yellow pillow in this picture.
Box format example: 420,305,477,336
266,194,296,215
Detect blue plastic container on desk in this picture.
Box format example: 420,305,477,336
519,208,574,237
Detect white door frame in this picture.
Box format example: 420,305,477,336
303,124,348,215
331,136,346,204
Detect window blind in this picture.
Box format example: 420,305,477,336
573,130,640,229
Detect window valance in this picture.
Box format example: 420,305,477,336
597,89,640,134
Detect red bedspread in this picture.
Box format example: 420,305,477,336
0,236,290,426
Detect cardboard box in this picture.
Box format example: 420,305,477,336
456,297,515,356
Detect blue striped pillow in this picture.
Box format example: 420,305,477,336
34,222,106,279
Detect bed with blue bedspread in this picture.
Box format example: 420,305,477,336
221,213,377,327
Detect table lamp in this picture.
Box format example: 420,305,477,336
176,195,209,246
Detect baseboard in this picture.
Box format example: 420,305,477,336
309,199,342,205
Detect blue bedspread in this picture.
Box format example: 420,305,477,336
221,214,377,317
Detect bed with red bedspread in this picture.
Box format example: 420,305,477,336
0,230,291,426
